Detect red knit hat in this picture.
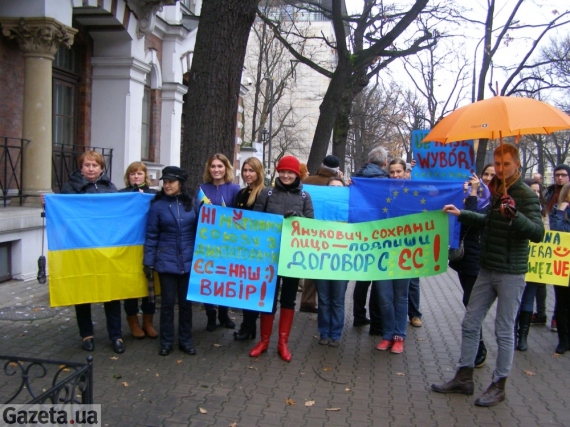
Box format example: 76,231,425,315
276,155,300,176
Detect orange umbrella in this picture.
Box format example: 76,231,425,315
423,96,570,196
423,96,570,143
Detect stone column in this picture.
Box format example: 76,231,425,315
1,18,77,205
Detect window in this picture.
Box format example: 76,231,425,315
0,242,11,283
53,46,79,146
141,85,151,161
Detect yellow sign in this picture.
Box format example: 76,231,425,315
525,231,570,286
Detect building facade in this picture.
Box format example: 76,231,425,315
0,0,201,281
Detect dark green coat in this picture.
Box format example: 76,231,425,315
458,176,544,275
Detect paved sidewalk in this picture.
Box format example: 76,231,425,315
1,271,569,427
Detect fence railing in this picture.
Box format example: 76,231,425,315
0,355,93,404
0,136,27,207
52,145,113,193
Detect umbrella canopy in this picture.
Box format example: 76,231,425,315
423,96,570,143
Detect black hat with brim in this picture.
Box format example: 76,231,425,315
160,166,188,182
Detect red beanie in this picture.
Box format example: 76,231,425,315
276,155,300,176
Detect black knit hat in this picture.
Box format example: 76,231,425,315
323,155,340,169
160,166,188,183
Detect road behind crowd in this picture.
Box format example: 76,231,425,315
1,271,568,427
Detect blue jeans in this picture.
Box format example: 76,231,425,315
408,277,422,319
374,279,410,340
158,272,193,348
458,268,525,381
520,282,539,312
315,280,348,340
124,297,155,316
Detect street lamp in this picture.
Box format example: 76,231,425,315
263,75,274,175
261,128,268,172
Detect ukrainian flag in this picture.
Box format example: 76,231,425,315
45,193,154,307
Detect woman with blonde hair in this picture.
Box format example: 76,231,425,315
119,161,158,339
198,153,241,331
234,157,265,340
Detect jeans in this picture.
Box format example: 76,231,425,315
159,272,193,348
315,279,348,340
535,284,547,317
407,277,422,319
520,282,539,312
124,297,155,316
75,301,122,341
374,278,410,340
353,281,381,327
458,268,525,381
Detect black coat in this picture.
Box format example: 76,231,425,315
253,178,314,218
119,184,157,194
449,195,483,277
61,170,117,194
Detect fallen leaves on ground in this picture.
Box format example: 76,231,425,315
553,353,561,358
121,382,128,387
155,373,160,377
285,398,296,405
199,408,208,414
248,366,258,370
305,401,315,407
396,372,405,376
322,367,331,372
113,374,122,379
325,408,341,411
344,388,351,392
229,422,238,427
416,338,426,341
176,360,183,364
110,356,118,360
524,370,536,376
214,344,222,347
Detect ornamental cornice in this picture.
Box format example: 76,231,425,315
126,0,177,39
0,17,77,59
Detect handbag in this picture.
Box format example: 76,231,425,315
448,226,470,262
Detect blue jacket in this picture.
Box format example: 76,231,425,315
143,194,197,274
198,182,240,207
549,205,570,233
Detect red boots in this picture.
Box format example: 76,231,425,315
249,314,274,357
277,308,294,362
249,308,295,362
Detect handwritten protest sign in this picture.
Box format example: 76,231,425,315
526,231,570,286
411,129,475,181
188,205,282,312
278,211,448,281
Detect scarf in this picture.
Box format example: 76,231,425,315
488,170,521,202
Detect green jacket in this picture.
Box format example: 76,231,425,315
459,176,544,275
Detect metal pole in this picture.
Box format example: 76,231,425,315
268,77,274,177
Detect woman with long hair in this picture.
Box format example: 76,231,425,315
249,155,314,362
60,151,124,354
550,182,570,354
119,162,158,339
199,153,241,331
233,158,265,341
144,166,198,356
373,158,411,354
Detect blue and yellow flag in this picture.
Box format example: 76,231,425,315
198,187,211,204
45,193,154,307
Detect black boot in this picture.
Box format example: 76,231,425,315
475,377,507,407
431,367,474,395
516,311,532,352
475,340,487,368
206,310,217,332
555,312,569,354
218,306,235,329
234,310,257,341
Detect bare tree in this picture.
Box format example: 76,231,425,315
259,0,442,172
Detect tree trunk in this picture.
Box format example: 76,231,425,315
306,64,351,174
181,0,258,192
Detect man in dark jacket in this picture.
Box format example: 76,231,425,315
351,147,389,335
432,144,544,407
299,155,342,313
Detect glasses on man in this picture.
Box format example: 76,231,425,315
554,173,569,178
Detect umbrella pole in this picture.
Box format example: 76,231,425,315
500,133,507,197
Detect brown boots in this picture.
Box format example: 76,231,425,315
431,367,474,395
127,314,158,339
